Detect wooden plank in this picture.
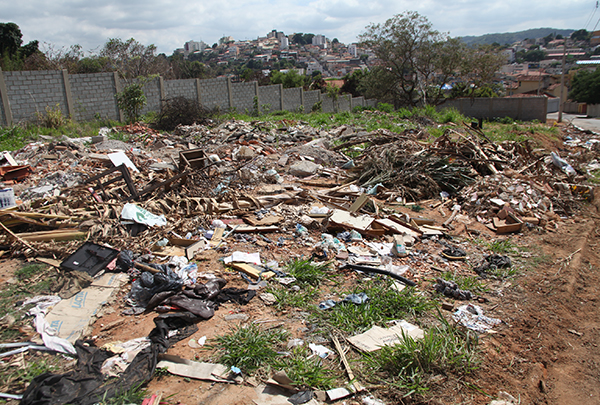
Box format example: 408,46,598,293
349,194,370,213
227,262,276,280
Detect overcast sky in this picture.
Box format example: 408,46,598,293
3,0,597,55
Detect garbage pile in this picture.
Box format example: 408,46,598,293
0,118,598,404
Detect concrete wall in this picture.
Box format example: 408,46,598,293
338,95,351,112
352,96,365,109
70,72,120,121
547,97,560,113
283,87,302,111
164,78,197,101
0,68,381,126
304,90,320,112
198,78,229,110
258,84,281,113
588,104,600,117
231,81,256,112
437,97,548,122
4,70,67,123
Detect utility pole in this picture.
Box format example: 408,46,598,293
558,42,567,123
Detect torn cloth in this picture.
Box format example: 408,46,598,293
20,313,199,405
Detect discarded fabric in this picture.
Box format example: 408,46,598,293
453,304,501,333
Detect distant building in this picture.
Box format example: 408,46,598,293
312,34,327,48
592,30,600,46
183,40,208,57
348,44,358,57
280,37,289,50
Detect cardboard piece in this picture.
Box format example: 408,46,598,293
374,218,422,238
108,151,139,173
348,321,424,352
326,387,355,401
227,263,276,280
45,273,127,343
328,209,374,233
156,354,230,382
493,212,523,234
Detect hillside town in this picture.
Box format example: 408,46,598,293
174,28,600,103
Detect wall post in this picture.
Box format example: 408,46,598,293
196,79,202,106
113,72,125,122
254,81,260,113
61,69,75,119
279,84,284,111
158,76,166,108
227,77,233,109
0,68,13,126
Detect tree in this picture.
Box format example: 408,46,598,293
0,23,22,57
270,69,307,88
358,11,463,107
571,29,590,42
100,38,167,79
569,68,600,104
341,69,368,97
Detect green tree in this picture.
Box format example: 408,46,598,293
569,68,600,104
270,69,307,88
100,38,167,79
358,11,463,107
341,69,368,97
0,22,22,57
116,80,148,123
571,29,590,42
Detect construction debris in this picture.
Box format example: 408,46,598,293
1,116,598,403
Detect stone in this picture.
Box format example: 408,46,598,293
91,135,107,144
236,145,255,160
289,161,319,177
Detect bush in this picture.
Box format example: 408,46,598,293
36,104,68,128
376,102,394,113
116,81,147,124
153,96,218,130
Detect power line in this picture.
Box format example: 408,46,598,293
584,0,599,30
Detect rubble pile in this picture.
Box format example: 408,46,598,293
0,117,598,404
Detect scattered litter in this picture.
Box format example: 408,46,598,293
453,304,502,333
348,321,424,352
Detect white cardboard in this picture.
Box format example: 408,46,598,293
348,321,424,352
45,273,127,343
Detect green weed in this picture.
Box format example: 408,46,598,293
266,285,319,311
364,316,479,395
439,271,488,293
98,383,148,405
274,345,338,390
1,354,64,393
312,278,433,334
487,239,517,254
211,323,288,373
15,263,46,281
36,104,69,129
284,258,331,287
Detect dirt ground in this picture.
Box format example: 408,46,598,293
2,121,600,405
55,196,597,405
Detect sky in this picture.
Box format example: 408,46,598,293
2,0,598,55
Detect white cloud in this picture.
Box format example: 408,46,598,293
2,0,593,55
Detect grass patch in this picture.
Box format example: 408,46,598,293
0,264,51,341
274,345,338,390
363,316,479,396
312,278,433,335
487,239,517,254
266,285,319,311
439,271,488,293
1,354,64,394
211,323,288,373
97,383,148,405
284,258,331,287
